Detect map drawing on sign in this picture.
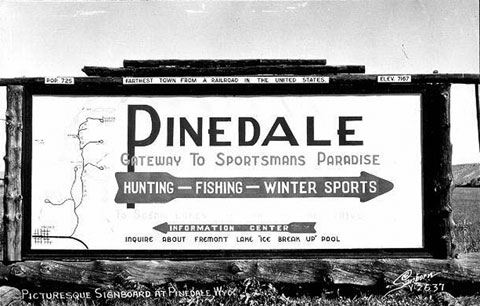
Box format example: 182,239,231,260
33,108,113,250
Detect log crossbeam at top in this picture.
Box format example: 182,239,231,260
0,74,479,86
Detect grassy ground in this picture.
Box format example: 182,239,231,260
16,187,480,306
30,286,480,306
23,275,480,306
452,187,480,253
26,279,479,306
452,188,480,222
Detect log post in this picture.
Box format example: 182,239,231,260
0,152,3,262
423,84,454,258
3,86,24,262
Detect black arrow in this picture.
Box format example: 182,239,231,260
153,222,316,234
115,171,394,204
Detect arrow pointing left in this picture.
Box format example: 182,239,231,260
153,222,317,234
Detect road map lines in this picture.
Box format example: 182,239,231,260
41,117,105,248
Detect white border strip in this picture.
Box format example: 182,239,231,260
44,77,75,85
377,75,411,83
123,76,330,85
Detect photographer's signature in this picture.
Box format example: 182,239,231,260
384,269,444,296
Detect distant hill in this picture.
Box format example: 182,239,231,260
453,164,480,187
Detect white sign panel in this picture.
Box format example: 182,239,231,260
30,94,422,251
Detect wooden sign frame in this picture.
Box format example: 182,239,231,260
3,79,453,262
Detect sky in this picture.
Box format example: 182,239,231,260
0,0,478,165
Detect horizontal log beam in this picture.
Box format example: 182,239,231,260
123,59,328,68
1,254,479,293
81,65,366,77
1,74,479,86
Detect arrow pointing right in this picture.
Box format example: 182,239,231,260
115,171,394,204
335,171,394,203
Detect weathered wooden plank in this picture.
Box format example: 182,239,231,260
3,86,24,262
1,255,479,292
81,65,366,77
123,59,328,68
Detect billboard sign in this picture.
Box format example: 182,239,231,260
28,93,422,253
